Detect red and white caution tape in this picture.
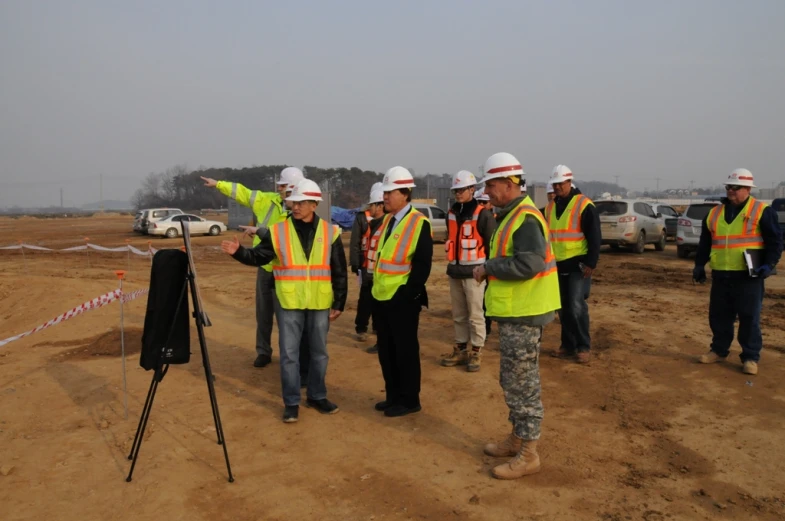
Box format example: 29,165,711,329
0,288,149,347
0,243,158,256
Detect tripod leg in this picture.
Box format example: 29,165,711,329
126,378,160,482
127,375,156,460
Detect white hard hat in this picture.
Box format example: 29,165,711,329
286,179,322,202
474,187,490,201
482,152,524,182
277,167,305,189
380,166,416,191
451,170,478,190
546,182,554,194
727,168,755,187
368,189,384,204
550,165,574,184
371,182,383,192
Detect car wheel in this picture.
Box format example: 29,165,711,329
209,225,221,236
654,230,666,251
677,245,689,259
633,231,645,254
165,228,178,238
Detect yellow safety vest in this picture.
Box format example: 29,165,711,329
269,219,340,310
546,194,593,262
217,181,286,272
486,197,561,318
371,209,427,301
707,197,766,271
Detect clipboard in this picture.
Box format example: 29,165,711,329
743,249,763,278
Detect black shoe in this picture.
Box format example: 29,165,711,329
384,404,421,417
253,354,272,368
305,398,339,414
366,344,378,354
300,375,309,389
374,400,394,411
282,405,299,423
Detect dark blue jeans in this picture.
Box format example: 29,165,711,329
709,277,764,362
558,271,591,353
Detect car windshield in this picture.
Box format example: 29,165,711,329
595,202,628,216
686,204,716,220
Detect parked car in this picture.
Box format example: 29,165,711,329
676,202,720,258
148,214,227,238
595,199,666,253
412,203,448,242
648,203,680,240
132,211,144,233
138,208,184,234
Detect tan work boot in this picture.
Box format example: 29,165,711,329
742,361,758,375
483,432,522,457
576,351,591,364
467,351,482,372
355,332,368,342
492,440,541,480
441,346,469,367
698,351,727,364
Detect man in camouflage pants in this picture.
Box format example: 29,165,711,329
473,152,560,480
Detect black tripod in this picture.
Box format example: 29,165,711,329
126,224,233,483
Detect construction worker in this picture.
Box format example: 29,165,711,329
545,165,601,364
473,152,560,480
441,171,496,371
221,179,348,423
475,187,494,335
202,167,303,368
349,182,385,347
370,167,433,417
693,169,782,375
539,183,555,215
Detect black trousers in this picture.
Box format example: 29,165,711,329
355,279,375,334
373,296,422,408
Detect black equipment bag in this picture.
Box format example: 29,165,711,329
140,249,191,370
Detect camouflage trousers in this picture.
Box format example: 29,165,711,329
498,322,543,440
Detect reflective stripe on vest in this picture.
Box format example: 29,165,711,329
445,205,486,266
360,210,373,268
546,194,593,261
371,210,426,301
708,198,766,271
485,196,561,318
270,219,339,309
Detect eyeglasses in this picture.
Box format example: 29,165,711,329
725,185,744,191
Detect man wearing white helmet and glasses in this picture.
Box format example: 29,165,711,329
370,167,433,418
222,179,348,423
473,152,560,480
693,169,782,375
349,182,386,353
441,170,496,372
202,167,303,369
545,165,601,364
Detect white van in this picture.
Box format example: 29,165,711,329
138,208,184,234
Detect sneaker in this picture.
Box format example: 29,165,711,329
305,398,340,414
355,332,368,342
384,404,421,417
253,354,272,368
467,351,482,372
282,405,299,423
742,361,758,375
366,344,378,354
441,346,469,367
698,351,727,364
576,351,591,364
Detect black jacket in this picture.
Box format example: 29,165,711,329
349,210,370,272
231,214,348,311
551,188,601,272
695,197,783,279
446,199,497,279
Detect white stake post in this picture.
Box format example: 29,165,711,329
19,240,27,273
125,239,131,271
115,270,129,420
84,237,91,268
147,241,153,267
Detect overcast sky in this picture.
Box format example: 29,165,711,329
1,0,784,207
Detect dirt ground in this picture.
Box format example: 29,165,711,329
1,214,784,521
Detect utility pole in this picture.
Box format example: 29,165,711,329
654,177,662,201
60,188,63,208
99,174,104,213
614,175,619,186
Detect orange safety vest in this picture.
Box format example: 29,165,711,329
360,210,373,269
445,205,486,265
